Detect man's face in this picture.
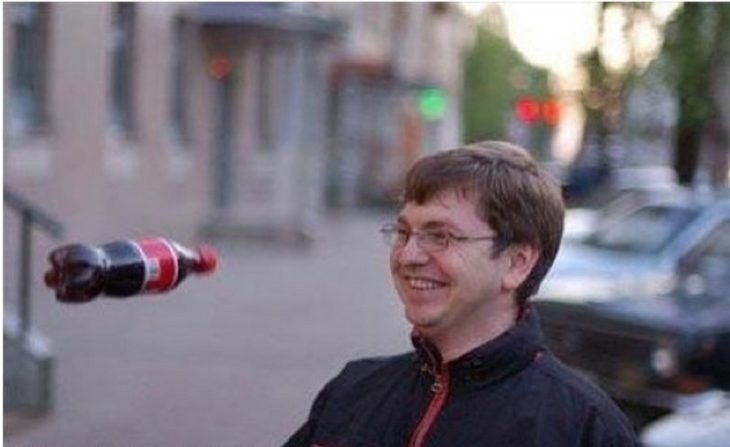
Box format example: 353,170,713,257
390,190,512,339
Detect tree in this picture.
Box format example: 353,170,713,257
577,3,660,170
662,3,730,187
462,6,549,144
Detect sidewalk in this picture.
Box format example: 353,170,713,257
5,210,412,447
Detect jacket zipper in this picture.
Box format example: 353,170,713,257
408,367,451,447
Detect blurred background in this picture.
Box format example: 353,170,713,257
4,2,730,446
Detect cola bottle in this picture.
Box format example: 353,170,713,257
44,237,218,303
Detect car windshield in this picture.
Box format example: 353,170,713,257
585,205,699,254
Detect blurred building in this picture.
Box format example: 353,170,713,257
315,2,472,207
4,2,471,244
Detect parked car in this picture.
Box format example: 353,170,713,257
561,185,682,242
540,192,730,301
535,193,730,427
536,289,730,427
640,391,730,447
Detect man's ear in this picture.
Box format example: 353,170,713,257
502,244,539,292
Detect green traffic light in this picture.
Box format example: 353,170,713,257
419,88,447,121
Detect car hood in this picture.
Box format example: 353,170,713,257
538,242,674,300
550,241,663,276
541,293,730,334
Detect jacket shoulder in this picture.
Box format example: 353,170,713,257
531,351,637,444
533,351,616,407
283,352,418,447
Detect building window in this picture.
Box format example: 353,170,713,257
256,42,294,152
109,2,135,136
257,41,275,151
170,16,191,145
430,2,449,15
8,2,49,136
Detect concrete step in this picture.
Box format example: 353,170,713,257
4,314,54,423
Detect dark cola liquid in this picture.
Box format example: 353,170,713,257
45,238,218,303
100,241,147,296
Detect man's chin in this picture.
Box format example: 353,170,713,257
404,310,441,332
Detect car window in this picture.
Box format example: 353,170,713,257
702,221,730,257
585,205,699,254
688,220,730,295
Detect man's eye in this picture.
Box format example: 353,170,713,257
425,231,449,243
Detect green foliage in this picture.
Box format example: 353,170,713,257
662,3,730,129
462,22,549,143
657,2,730,185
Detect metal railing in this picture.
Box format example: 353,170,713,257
4,187,64,339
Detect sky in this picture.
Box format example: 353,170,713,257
459,2,682,161
460,2,682,89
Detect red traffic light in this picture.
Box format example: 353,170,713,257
515,96,540,124
542,98,560,126
515,96,561,125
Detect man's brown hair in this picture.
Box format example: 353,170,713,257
402,141,565,305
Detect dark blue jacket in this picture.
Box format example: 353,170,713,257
285,309,637,447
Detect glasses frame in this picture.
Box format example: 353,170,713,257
380,223,498,252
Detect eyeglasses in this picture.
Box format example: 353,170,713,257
380,223,498,252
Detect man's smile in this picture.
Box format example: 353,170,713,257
403,275,448,291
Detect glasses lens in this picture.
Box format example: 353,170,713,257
419,231,449,251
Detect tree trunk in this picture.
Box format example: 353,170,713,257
673,123,702,185
670,4,711,186
706,4,730,188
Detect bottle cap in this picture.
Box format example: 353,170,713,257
195,245,218,274
44,269,59,288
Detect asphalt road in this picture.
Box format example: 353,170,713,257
6,210,414,447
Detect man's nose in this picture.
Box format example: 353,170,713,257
395,235,430,265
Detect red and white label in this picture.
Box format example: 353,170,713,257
132,238,178,293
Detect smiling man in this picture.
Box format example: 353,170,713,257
285,141,637,447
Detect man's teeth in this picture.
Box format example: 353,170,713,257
408,278,444,290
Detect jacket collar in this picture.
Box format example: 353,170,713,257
411,306,545,386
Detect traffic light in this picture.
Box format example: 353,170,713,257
514,96,560,126
419,87,447,121
541,98,560,127
515,96,540,124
